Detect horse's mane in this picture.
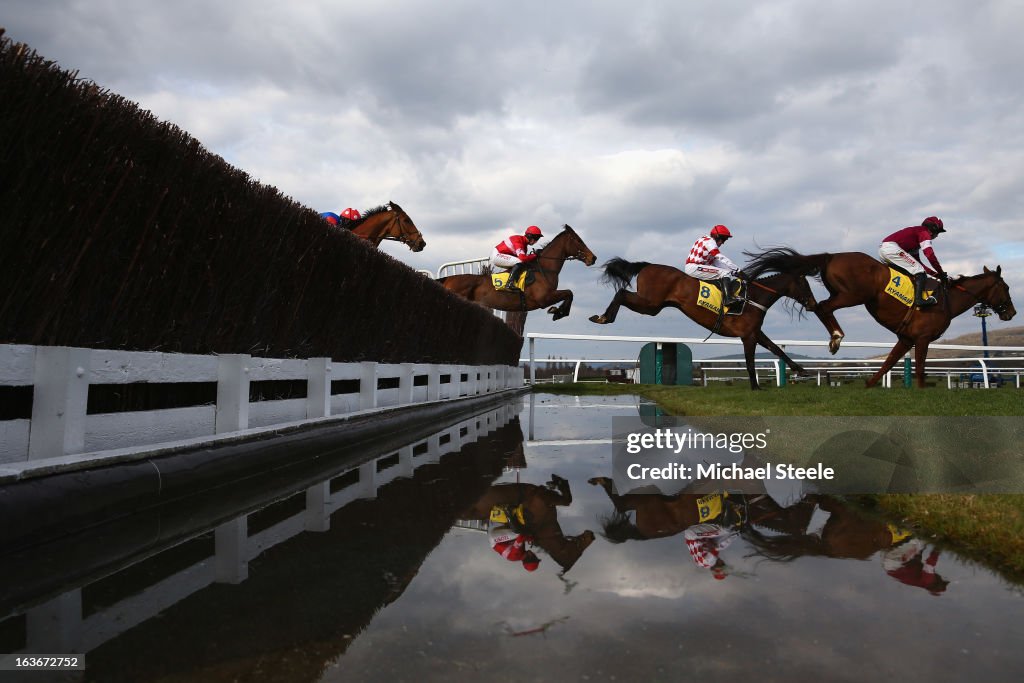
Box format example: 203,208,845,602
535,224,575,254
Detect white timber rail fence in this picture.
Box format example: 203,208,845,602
0,343,525,465
524,333,1024,389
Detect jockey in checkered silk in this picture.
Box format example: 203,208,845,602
491,225,543,291
683,224,746,305
878,216,947,307
684,523,736,580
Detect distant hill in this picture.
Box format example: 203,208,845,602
865,325,1024,359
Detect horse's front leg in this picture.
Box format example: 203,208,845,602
756,330,806,375
538,289,573,320
866,337,912,388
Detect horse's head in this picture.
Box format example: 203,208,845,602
980,265,1016,321
385,201,426,252
541,224,596,265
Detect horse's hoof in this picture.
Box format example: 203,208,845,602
587,477,608,486
829,334,844,355
589,315,607,324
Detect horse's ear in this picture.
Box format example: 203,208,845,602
564,224,573,232
997,265,1002,276
984,266,991,274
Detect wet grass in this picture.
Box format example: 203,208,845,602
534,381,1024,583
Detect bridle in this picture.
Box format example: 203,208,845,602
380,204,424,248
953,275,1012,315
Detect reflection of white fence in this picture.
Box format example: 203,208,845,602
0,344,523,465
4,403,518,654
524,333,1024,389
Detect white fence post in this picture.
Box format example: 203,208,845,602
360,362,378,410
29,346,91,459
216,354,250,433
398,363,415,405
305,482,331,532
306,357,331,418
427,364,441,401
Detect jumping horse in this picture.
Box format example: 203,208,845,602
462,475,596,574
743,248,1016,388
345,202,426,251
438,225,597,320
588,258,819,390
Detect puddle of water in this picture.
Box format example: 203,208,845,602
1,394,1021,682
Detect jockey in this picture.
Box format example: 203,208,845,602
320,211,341,226
683,225,746,305
684,523,737,580
878,216,947,307
339,207,362,225
488,525,541,572
491,225,543,291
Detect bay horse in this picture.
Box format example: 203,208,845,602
461,475,596,574
743,248,1017,388
344,201,426,251
588,258,819,390
438,225,597,320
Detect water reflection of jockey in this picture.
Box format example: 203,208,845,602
683,225,746,306
491,225,543,291
882,538,948,595
489,524,541,572
684,523,738,580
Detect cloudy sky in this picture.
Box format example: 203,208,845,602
5,1,1023,360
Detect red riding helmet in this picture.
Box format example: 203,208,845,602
710,225,732,239
525,225,543,238
922,216,945,234
341,208,362,221
522,555,540,572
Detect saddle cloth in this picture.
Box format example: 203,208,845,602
884,268,935,308
696,282,744,315
491,270,530,291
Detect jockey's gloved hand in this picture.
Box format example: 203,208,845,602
734,269,747,280
938,270,948,281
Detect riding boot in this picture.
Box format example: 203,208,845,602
719,276,737,305
505,263,526,290
914,272,937,307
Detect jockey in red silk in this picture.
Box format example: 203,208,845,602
878,216,947,307
491,225,543,291
488,526,540,572
683,225,746,305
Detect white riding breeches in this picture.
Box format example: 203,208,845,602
684,263,729,280
878,242,924,275
490,250,520,270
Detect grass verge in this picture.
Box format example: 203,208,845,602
534,382,1024,583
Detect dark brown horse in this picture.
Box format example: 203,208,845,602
345,202,426,251
588,258,818,389
461,475,596,574
438,225,597,320
744,248,1017,388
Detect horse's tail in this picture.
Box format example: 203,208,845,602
743,247,831,281
598,510,647,544
600,257,649,290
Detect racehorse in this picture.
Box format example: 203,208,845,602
461,475,596,574
588,258,819,390
438,225,596,320
344,202,426,251
743,248,1016,388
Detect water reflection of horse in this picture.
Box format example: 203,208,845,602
438,225,597,320
743,495,949,594
345,202,426,252
462,475,596,573
745,248,1016,388
588,259,819,390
